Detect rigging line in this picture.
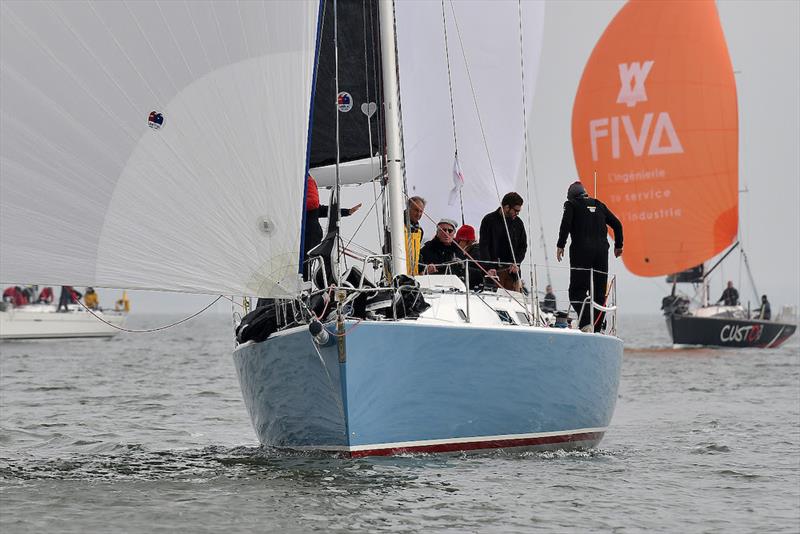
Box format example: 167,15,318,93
516,0,541,297
447,1,519,273
441,0,465,225
75,295,223,333
332,0,345,285
343,185,386,252
363,0,384,249
368,2,390,248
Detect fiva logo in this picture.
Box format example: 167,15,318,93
589,61,683,161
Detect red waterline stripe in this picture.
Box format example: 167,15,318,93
348,431,604,458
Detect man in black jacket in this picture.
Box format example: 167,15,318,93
420,218,465,275
556,181,623,332
716,281,740,307
479,192,527,291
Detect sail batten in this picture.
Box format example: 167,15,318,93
1,1,320,297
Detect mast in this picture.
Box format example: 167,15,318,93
379,0,408,277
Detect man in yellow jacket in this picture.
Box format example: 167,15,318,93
405,196,426,275
84,287,99,310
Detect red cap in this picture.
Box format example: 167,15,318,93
455,224,476,242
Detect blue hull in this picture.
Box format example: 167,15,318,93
233,321,623,456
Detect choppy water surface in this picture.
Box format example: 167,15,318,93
1,314,798,532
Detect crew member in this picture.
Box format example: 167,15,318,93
455,224,483,289
758,294,771,320
542,284,557,313
303,174,361,280
479,192,527,291
419,218,464,275
717,281,739,307
84,287,99,310
556,181,623,332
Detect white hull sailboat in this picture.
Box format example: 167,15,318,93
0,303,125,341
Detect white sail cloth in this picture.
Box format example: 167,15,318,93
395,1,544,232
0,1,318,297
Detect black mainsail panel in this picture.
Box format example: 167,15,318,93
310,0,383,169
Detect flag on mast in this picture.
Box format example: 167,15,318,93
448,156,465,206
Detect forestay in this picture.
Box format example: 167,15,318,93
0,1,319,297
394,1,545,229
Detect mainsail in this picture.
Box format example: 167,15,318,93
310,0,382,173
571,0,738,277
394,1,545,229
0,1,319,297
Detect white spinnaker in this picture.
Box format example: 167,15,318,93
0,1,318,297
395,1,544,233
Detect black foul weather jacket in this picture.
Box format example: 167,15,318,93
479,209,527,269
419,238,465,274
556,197,623,254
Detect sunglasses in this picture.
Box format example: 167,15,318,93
439,226,455,234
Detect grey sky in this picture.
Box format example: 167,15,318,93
100,0,798,317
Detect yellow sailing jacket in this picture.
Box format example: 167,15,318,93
84,292,99,310
405,226,422,276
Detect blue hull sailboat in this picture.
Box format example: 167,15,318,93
234,318,621,456
0,0,623,456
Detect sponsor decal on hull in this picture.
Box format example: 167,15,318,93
719,323,763,344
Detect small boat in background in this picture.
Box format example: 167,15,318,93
660,254,797,349
0,287,128,341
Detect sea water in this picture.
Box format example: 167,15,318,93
1,314,798,533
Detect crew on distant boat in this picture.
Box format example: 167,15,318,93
556,180,623,333
419,218,464,275
479,192,527,292
303,174,361,279
114,291,131,313
37,287,54,304
758,295,771,320
22,285,37,303
84,287,99,310
716,280,740,306
56,286,81,312
454,224,484,289
2,286,28,307
542,285,557,314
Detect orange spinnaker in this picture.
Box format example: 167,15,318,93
571,0,738,277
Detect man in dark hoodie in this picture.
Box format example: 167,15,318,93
479,192,527,291
556,181,623,332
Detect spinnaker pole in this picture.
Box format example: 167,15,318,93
379,0,408,277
